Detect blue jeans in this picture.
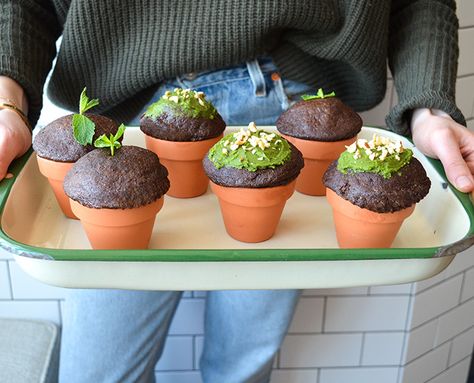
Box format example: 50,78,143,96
60,58,312,383
130,57,313,126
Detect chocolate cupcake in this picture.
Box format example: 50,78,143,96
33,88,121,219
323,134,431,248
276,89,362,196
33,113,119,162
64,146,169,209
140,88,226,198
204,122,304,243
64,145,170,249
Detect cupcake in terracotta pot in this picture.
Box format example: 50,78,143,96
64,125,170,250
323,134,431,248
276,89,362,196
203,122,304,243
33,88,119,218
140,88,226,198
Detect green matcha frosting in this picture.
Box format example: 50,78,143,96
337,135,413,178
208,122,292,171
144,88,217,120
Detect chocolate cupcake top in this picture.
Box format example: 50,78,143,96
33,113,120,162
140,88,226,141
276,90,362,142
64,146,170,209
323,135,431,213
203,122,304,188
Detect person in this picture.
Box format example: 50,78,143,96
0,1,473,382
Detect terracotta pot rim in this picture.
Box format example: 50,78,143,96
210,179,296,192
326,188,415,223
70,197,164,226
36,155,75,164
280,133,357,159
144,134,223,160
36,155,75,180
210,180,296,207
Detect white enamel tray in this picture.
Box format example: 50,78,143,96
0,127,472,290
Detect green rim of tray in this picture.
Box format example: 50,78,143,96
1,129,473,262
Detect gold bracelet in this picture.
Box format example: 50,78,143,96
0,100,32,131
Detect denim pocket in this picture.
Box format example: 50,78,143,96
281,78,314,105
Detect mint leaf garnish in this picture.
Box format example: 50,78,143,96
301,88,336,101
94,124,126,156
79,87,100,114
72,114,96,146
72,88,100,146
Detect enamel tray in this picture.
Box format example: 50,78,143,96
1,127,473,290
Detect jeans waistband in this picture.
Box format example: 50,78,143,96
176,57,277,95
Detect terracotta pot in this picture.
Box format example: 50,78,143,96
281,134,356,196
70,197,164,249
210,180,296,243
36,155,77,219
326,188,415,248
145,134,223,198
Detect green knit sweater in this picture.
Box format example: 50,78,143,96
0,0,465,135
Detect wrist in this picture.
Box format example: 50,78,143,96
0,108,32,139
411,108,453,131
0,76,28,114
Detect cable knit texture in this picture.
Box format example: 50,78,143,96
0,0,465,135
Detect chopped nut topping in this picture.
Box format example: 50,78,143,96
347,134,406,163
346,142,357,153
222,122,285,158
357,139,368,149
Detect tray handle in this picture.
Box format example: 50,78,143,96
0,148,32,211
435,234,474,258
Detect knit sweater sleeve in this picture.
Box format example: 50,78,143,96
386,0,466,136
0,1,61,127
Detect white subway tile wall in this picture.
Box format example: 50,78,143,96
410,275,463,329
403,318,438,363
270,369,319,383
319,367,399,383
401,343,451,383
361,333,405,366
427,358,471,383
1,1,474,382
0,262,11,299
449,327,474,367
280,334,363,368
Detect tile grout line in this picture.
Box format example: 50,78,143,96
359,332,366,366
321,296,327,333
459,270,468,305
424,355,472,383
6,260,13,299
409,295,474,333
413,268,470,296
403,325,474,369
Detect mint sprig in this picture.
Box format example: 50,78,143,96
79,87,100,114
94,124,126,156
301,88,336,101
72,87,99,146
